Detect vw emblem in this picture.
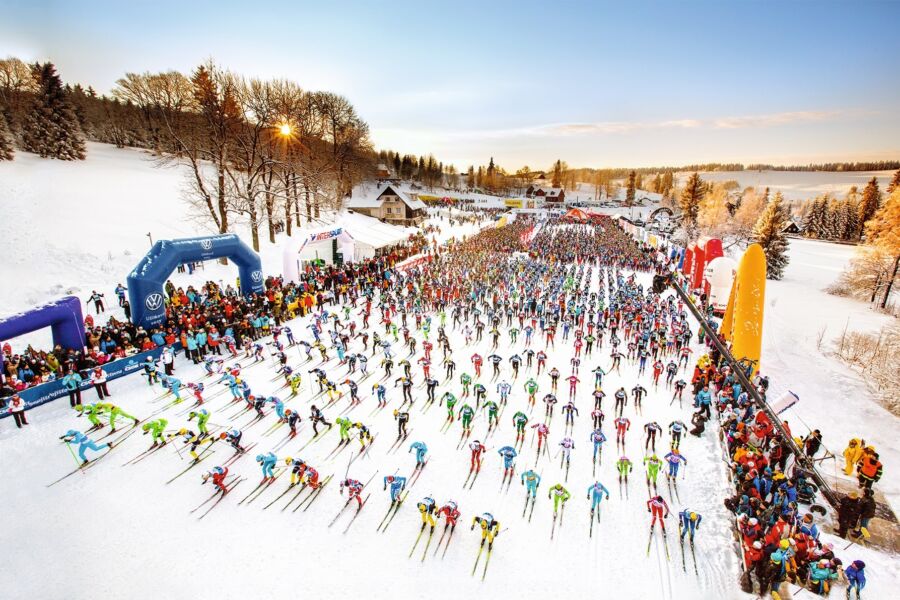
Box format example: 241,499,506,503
200,239,213,251
251,270,263,283
145,293,164,311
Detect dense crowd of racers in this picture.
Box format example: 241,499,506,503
42,215,875,595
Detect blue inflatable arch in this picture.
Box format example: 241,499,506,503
0,296,86,353
127,234,264,329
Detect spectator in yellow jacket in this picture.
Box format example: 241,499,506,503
843,438,865,476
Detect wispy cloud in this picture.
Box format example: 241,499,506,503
711,110,842,129
374,109,856,145
539,110,849,136
537,119,702,135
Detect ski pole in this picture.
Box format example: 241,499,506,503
64,441,84,469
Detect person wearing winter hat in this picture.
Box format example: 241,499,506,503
837,491,863,538
845,560,866,598
843,438,865,476
7,393,28,428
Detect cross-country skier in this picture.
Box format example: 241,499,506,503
586,481,610,514
439,501,461,528
469,440,486,471
669,420,687,449
664,448,687,480
256,452,278,482
340,478,365,507
409,441,428,468
644,454,662,493
285,457,308,485
512,411,529,444
60,429,109,464
521,469,541,498
418,496,438,531
644,421,662,452
383,474,407,501
548,483,570,515
202,466,230,493
472,513,501,549
616,455,633,483
678,510,702,541
220,429,246,453
647,495,670,531
187,409,210,435
589,428,607,462
141,418,168,447
498,445,517,480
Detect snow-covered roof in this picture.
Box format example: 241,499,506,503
341,210,416,248
533,186,563,197
346,182,426,211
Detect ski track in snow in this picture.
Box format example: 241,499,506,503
0,269,753,600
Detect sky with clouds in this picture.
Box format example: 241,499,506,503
3,0,899,171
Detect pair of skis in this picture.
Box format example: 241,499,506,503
387,430,412,454
471,540,494,581
589,505,602,538
409,523,436,560
329,492,371,533
463,464,482,490
678,525,699,575
192,476,245,519
376,490,410,532
238,470,286,505
292,475,334,513
550,505,566,540
646,524,671,560
431,523,456,559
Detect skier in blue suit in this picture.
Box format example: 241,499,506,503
60,430,109,463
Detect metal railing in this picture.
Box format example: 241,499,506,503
662,274,841,510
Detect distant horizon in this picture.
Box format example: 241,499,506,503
4,0,899,171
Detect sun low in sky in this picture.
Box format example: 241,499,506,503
4,0,899,169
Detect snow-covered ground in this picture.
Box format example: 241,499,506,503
683,170,895,202
759,239,900,506
0,142,481,348
0,267,747,600
1,143,898,599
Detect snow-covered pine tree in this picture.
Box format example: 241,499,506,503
0,112,14,160
625,170,636,206
887,169,900,194
753,191,791,279
857,177,881,236
829,197,847,240
679,172,704,237
803,196,825,238
21,62,86,160
842,198,860,241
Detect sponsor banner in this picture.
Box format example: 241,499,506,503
396,254,433,271
2,346,166,417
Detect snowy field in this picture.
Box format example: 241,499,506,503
685,170,895,202
759,239,900,508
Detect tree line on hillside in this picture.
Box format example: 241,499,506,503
675,169,900,290
0,56,465,250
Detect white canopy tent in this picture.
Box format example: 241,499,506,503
282,211,416,283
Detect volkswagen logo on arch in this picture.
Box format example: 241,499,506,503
144,293,164,311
